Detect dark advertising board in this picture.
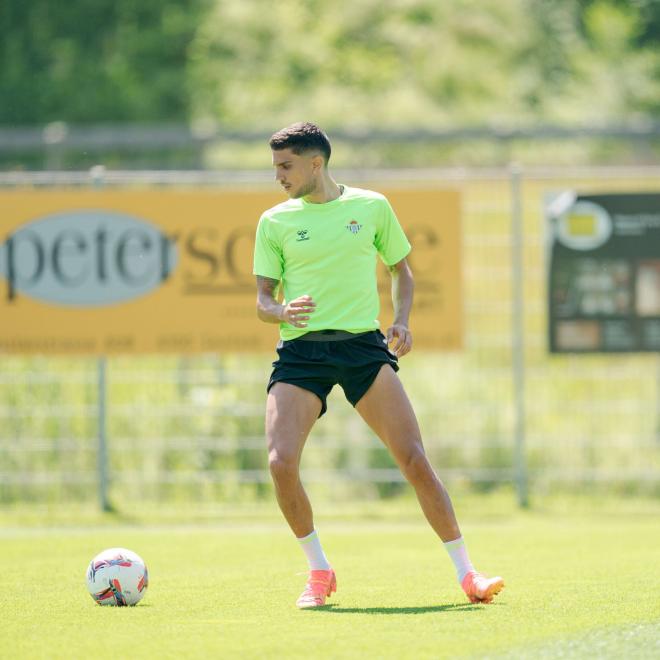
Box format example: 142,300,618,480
546,192,660,353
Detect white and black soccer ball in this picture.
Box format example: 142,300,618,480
86,547,149,606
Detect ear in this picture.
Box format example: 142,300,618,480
311,154,325,173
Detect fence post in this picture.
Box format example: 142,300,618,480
97,356,112,511
510,164,529,508
91,164,112,511
43,122,67,170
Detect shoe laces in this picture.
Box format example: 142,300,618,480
304,579,329,595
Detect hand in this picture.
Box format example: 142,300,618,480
386,323,412,357
280,295,316,328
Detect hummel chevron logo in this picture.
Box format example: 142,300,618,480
346,220,362,234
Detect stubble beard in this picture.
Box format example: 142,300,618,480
291,178,318,199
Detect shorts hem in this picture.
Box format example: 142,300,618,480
267,377,328,417
345,361,398,408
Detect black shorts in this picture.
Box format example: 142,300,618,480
267,330,399,416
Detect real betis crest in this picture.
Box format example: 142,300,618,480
346,219,363,234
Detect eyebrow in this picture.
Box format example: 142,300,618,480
274,160,292,166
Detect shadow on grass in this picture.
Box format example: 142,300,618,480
307,603,482,615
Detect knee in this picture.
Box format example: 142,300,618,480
401,447,435,486
268,450,299,484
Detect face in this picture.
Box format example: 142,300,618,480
272,148,323,199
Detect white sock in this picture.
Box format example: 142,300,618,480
443,536,475,584
297,530,331,571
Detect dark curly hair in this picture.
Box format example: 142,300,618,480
269,122,331,164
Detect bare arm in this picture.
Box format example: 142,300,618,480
256,276,284,323
255,276,316,328
386,258,414,357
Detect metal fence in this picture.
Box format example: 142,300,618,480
2,122,660,170
1,166,659,510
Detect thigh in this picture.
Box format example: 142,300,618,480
354,364,424,462
266,381,322,463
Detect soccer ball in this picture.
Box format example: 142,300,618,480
86,547,149,606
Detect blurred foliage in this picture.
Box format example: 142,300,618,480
177,0,660,128
1,0,659,128
0,0,209,123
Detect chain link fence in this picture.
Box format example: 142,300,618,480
1,166,659,510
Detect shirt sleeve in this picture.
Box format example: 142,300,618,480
374,197,412,266
253,214,283,280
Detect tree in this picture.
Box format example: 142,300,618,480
0,0,208,124
188,0,660,130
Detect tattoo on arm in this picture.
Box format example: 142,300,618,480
256,275,279,298
255,275,283,323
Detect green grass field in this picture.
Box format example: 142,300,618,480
1,499,659,659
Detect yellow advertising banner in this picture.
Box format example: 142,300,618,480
0,189,462,354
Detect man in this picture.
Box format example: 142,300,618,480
253,122,503,608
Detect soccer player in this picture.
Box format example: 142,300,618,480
253,122,504,608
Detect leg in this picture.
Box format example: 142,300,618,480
356,364,504,603
355,365,461,542
266,382,322,538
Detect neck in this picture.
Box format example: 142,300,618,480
303,173,342,204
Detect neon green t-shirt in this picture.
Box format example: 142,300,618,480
253,185,411,340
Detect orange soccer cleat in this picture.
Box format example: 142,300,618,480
296,568,337,609
461,571,504,604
